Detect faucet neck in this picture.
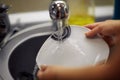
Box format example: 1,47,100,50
49,0,69,31
49,0,70,41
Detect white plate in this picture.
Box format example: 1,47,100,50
36,26,109,68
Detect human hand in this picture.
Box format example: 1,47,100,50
85,20,120,47
37,65,68,80
37,65,79,80
37,65,57,80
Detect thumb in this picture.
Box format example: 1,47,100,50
37,65,48,79
40,64,48,71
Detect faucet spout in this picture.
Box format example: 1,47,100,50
49,0,70,40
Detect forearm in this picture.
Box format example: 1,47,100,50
57,64,112,80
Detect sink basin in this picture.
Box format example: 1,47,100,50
0,22,52,80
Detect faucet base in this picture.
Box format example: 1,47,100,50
51,26,71,41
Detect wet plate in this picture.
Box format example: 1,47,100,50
36,26,109,68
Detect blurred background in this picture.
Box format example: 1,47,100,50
0,0,115,26
0,0,114,13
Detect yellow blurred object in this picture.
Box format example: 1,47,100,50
68,0,95,26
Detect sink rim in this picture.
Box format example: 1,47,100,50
10,22,52,40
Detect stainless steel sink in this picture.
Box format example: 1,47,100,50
0,22,53,80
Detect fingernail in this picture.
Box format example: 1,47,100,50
40,64,47,71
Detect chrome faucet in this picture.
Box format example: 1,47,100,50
49,0,70,40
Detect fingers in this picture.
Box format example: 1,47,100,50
37,65,57,80
37,65,68,80
37,70,44,79
40,64,47,71
84,22,103,38
85,26,102,38
37,65,48,80
84,22,100,29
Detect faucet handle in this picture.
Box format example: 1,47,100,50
0,4,9,13
0,4,10,45
49,0,69,20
